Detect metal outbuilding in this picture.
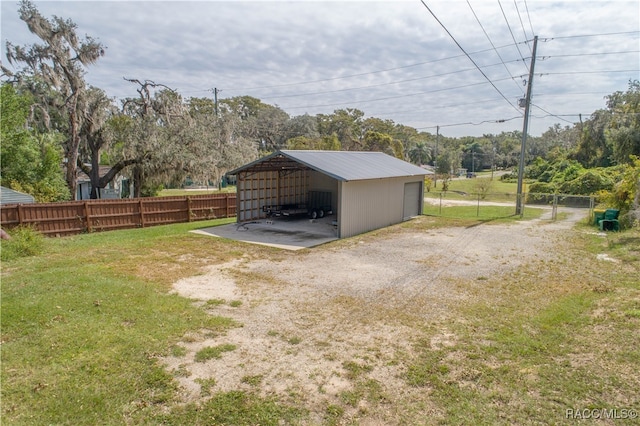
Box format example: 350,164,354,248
0,186,36,205
228,150,431,238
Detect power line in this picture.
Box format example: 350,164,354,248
530,103,574,124
513,0,533,55
540,50,640,60
540,69,640,76
497,0,529,69
278,76,521,111
419,0,523,114
542,30,640,41
523,0,536,37
466,0,525,94
416,115,522,130
535,91,620,98
369,96,507,117
223,41,531,93
261,58,524,101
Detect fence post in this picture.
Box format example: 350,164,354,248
84,201,92,232
139,199,146,228
439,193,442,215
17,204,24,226
552,194,558,221
187,196,192,222
476,193,480,217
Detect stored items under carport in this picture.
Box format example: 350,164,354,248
263,191,332,219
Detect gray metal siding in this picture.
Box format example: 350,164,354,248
0,187,36,205
309,171,338,214
338,176,422,238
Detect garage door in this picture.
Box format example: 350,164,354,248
403,181,421,220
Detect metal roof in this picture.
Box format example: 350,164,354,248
229,150,431,182
0,186,36,205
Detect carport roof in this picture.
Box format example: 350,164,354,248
228,150,432,182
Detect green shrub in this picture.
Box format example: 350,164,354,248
525,157,551,180
0,226,44,261
596,157,640,228
528,182,556,194
500,170,518,182
140,182,164,197
551,159,585,183
558,170,613,195
527,182,556,204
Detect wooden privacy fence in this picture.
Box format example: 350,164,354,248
0,193,236,236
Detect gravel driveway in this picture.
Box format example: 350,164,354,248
165,208,586,422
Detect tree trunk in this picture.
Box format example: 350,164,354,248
89,152,101,199
65,102,81,200
132,165,143,198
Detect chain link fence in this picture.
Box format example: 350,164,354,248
424,191,595,221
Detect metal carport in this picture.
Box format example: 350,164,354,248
227,150,431,239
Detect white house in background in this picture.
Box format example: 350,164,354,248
76,165,132,200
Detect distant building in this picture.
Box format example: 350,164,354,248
76,166,132,200
0,186,36,205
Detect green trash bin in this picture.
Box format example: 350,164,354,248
593,209,605,226
599,209,620,231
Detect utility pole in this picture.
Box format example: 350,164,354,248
491,140,496,180
434,125,440,187
212,87,219,117
471,150,475,176
516,35,538,216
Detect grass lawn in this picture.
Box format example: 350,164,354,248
406,225,640,424
0,218,298,424
2,216,638,424
423,204,544,220
426,176,524,203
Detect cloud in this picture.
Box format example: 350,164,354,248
1,0,638,137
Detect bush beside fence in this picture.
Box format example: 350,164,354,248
0,193,236,236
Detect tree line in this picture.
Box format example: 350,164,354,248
1,0,638,202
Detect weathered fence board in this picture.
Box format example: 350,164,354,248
0,193,237,236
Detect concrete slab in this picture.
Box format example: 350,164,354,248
191,216,339,250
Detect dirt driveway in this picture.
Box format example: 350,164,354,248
165,209,587,423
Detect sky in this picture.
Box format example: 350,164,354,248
1,0,639,138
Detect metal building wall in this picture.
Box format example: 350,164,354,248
309,172,339,214
237,170,309,221
338,176,423,238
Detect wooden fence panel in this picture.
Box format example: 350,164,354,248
1,204,20,227
88,199,141,232
16,202,86,236
141,197,185,226
0,193,237,236
189,194,235,220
